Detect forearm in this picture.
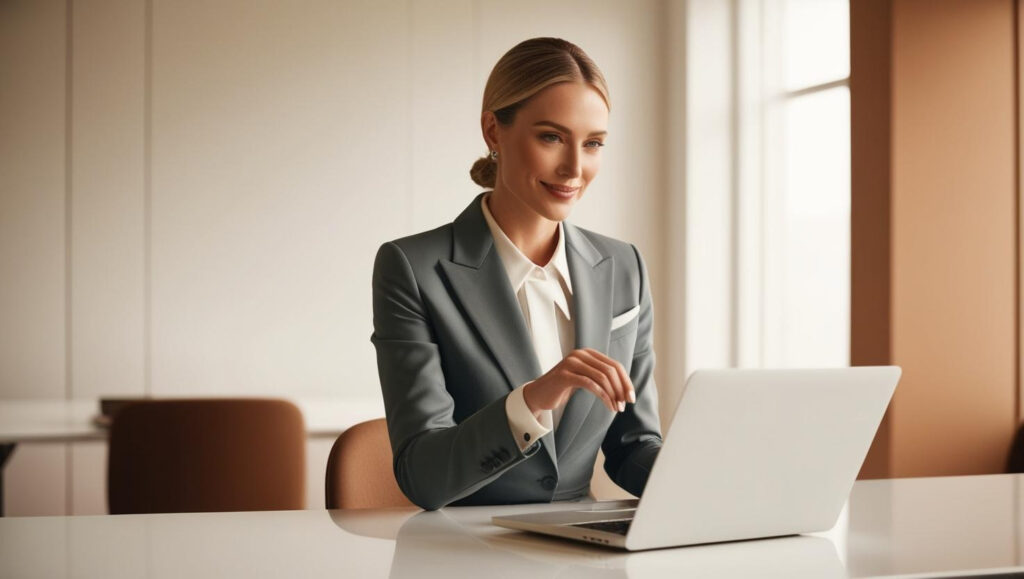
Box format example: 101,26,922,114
373,240,538,510
601,348,662,496
604,438,661,497
390,392,537,510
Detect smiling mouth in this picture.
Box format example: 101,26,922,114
541,181,580,197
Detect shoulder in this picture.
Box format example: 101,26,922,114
566,224,646,274
374,223,453,274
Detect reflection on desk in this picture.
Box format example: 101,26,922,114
3,474,1024,578
334,502,844,578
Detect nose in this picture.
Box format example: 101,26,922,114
556,147,582,180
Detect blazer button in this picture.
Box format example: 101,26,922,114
540,476,556,491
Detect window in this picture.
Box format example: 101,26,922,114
741,0,851,368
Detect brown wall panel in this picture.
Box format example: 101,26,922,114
890,0,1017,476
851,0,894,479
853,0,1019,478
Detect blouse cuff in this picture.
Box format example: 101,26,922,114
505,381,553,453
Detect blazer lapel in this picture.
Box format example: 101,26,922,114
439,195,557,469
556,222,614,458
439,195,542,393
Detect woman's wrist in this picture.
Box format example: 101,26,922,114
522,380,545,419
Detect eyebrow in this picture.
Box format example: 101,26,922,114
532,120,608,137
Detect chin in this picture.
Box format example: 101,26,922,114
535,188,583,221
533,197,576,222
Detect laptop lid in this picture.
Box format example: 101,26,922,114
625,366,900,551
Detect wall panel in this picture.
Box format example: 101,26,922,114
410,0,479,231
890,0,1017,476
0,0,68,398
150,0,412,397
853,0,1019,477
0,0,70,517
71,0,147,400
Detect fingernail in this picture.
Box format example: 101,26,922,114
618,401,625,412
628,390,636,403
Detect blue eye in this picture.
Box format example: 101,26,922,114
585,140,605,149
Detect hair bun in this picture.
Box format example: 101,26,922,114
470,155,497,188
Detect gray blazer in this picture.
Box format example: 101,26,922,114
371,193,662,511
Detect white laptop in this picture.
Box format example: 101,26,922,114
493,366,901,551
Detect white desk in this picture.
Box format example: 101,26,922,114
0,397,385,516
2,474,1023,578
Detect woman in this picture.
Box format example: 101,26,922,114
372,37,662,511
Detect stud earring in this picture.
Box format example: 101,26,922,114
489,150,499,160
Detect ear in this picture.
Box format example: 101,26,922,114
481,111,500,153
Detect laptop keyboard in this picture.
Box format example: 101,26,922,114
572,519,632,535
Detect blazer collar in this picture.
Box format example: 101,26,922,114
450,193,495,268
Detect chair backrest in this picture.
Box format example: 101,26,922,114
107,398,305,514
325,418,412,509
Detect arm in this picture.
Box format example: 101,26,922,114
371,242,539,511
601,245,663,496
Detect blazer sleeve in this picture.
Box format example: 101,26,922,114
371,241,539,511
600,244,663,496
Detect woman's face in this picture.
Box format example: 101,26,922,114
485,81,609,223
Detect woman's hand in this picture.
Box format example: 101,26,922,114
522,348,636,417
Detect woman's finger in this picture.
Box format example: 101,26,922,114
557,360,616,412
582,348,635,404
564,356,620,412
577,349,627,408
573,375,617,412
581,348,626,405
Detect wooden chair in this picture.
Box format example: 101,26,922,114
325,418,412,509
107,398,305,514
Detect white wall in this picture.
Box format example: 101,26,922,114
1,0,671,515
1,0,72,517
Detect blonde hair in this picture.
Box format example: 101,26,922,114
470,37,610,188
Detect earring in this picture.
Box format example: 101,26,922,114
489,150,499,160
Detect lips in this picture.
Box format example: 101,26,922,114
541,181,580,199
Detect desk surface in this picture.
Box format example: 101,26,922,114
2,473,1023,578
0,397,385,443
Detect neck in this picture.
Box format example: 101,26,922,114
486,188,560,266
